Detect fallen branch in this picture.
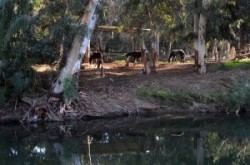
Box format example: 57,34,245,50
137,105,168,110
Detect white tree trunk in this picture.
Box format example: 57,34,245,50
141,40,151,75
212,39,218,62
194,0,208,74
198,13,206,73
165,40,172,59
52,0,98,94
156,33,160,57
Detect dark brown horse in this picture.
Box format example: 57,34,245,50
89,52,103,69
125,52,142,66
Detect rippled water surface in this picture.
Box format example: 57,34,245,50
1,115,250,165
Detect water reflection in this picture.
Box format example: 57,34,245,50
1,115,250,165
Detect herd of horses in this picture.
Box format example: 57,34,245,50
89,49,188,69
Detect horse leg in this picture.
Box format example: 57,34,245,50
125,56,129,67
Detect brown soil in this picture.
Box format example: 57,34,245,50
77,61,250,117
1,61,250,123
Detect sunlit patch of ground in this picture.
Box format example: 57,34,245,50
32,64,55,73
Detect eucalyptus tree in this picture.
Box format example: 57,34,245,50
120,0,191,58
52,0,99,102
193,0,208,73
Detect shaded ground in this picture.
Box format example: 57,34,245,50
1,60,250,123
77,60,250,117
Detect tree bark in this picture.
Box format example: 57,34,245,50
141,40,151,75
212,39,219,62
194,0,208,74
165,40,172,59
52,0,98,94
83,42,91,63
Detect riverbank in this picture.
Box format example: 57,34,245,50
1,61,250,124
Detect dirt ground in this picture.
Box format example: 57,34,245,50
76,60,250,117
1,60,250,123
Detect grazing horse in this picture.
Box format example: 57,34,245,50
89,52,103,69
168,49,186,63
125,52,142,66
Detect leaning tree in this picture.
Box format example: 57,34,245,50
52,0,98,95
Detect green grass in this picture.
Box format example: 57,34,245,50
218,59,250,70
136,87,224,106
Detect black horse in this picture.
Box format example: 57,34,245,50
125,52,142,66
89,52,103,69
168,49,186,63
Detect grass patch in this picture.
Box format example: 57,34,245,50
158,60,169,64
136,87,224,106
114,59,125,64
218,60,250,70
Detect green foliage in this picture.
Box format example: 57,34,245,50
0,0,87,103
136,87,223,106
115,53,126,61
0,58,41,102
63,75,77,102
227,80,250,111
9,72,30,98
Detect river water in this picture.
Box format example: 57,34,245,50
0,114,250,165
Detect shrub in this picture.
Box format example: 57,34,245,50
63,75,78,103
0,59,41,103
227,80,250,111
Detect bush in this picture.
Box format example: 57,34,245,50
227,80,250,111
63,75,78,102
0,60,40,103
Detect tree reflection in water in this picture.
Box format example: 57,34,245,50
1,115,250,165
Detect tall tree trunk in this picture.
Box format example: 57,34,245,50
141,39,151,75
83,42,91,63
52,0,98,94
156,33,160,57
194,0,208,74
212,39,219,62
165,40,172,59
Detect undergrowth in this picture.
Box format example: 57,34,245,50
136,87,224,106
227,79,250,112
63,75,78,103
137,79,250,113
